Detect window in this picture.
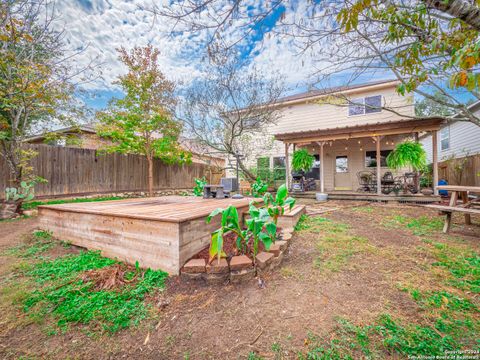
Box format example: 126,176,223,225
257,157,270,181
365,95,382,114
336,155,348,173
273,156,286,181
440,127,450,150
348,95,382,116
365,150,392,167
305,155,321,180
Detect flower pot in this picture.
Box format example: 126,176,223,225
0,201,19,220
316,193,328,202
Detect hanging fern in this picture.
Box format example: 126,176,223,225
292,149,315,172
386,141,427,171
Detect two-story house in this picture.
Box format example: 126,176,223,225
240,79,444,198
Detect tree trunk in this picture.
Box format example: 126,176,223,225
147,155,154,197
237,157,257,182
423,0,480,31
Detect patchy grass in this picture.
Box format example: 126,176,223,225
3,230,55,258
298,216,376,273
21,196,125,210
382,215,444,236
351,206,375,214
430,242,480,293
299,215,480,359
2,234,168,334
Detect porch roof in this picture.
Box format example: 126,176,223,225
274,117,444,144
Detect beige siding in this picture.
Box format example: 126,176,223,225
273,86,414,135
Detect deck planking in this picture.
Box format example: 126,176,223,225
39,196,259,223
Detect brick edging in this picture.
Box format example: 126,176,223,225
180,229,294,284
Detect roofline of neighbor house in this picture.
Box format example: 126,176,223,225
25,125,97,142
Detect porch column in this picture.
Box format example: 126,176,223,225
319,141,325,193
285,142,291,190
432,130,439,196
376,136,381,195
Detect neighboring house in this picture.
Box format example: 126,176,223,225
235,79,444,195
420,101,480,186
26,125,226,169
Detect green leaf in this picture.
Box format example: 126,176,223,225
206,207,224,223
266,222,277,238
275,184,288,203
259,232,273,251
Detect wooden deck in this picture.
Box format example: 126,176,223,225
38,196,256,274
39,196,255,222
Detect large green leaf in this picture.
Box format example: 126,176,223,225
284,197,296,211
206,207,225,223
275,184,288,204
259,232,273,251
209,230,225,263
266,222,277,238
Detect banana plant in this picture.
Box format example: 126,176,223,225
263,183,296,225
206,205,248,264
246,203,277,258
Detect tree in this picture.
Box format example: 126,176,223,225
415,91,457,117
178,52,284,181
0,0,93,188
97,45,190,196
153,0,480,125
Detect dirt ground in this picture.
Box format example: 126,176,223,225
0,201,479,359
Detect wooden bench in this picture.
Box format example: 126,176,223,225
424,204,480,233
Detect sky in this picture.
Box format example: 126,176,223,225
54,0,474,112
54,0,351,110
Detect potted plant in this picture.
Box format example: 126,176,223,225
386,141,427,194
291,148,314,176
1,178,46,219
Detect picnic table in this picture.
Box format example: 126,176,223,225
424,185,480,233
203,184,224,199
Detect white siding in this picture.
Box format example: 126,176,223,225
421,120,480,163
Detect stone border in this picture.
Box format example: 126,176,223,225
180,228,294,284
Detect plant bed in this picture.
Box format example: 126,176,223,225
181,226,296,283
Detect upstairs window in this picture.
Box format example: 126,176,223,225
348,95,382,116
440,126,450,151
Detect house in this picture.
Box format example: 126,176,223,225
26,125,226,169
420,101,480,186
238,79,444,198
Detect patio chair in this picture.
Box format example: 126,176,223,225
357,171,376,193
220,177,239,198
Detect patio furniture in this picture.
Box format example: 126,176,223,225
203,177,239,199
394,172,419,194
357,171,376,193
220,177,239,197
203,184,224,199
424,185,480,233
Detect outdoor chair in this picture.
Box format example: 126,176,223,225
220,177,239,198
357,171,376,193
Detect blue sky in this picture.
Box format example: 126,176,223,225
57,0,474,111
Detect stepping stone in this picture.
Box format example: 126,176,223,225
182,258,206,273
229,255,253,271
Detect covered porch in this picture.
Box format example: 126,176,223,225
276,118,444,200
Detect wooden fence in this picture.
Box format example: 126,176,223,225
439,153,480,187
0,144,224,199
